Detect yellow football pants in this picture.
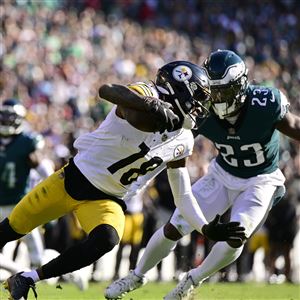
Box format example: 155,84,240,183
121,213,144,245
8,169,125,239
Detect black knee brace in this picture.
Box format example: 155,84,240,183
0,218,25,249
88,223,120,253
41,224,119,279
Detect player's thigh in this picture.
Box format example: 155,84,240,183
231,184,277,238
192,173,230,221
9,170,73,234
170,175,230,236
74,199,125,240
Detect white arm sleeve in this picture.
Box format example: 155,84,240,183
167,167,208,234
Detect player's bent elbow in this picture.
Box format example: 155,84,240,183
98,84,111,99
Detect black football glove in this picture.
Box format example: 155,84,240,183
144,96,180,132
202,214,246,242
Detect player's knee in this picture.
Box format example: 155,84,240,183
0,218,25,248
88,224,120,254
163,222,182,241
227,237,247,248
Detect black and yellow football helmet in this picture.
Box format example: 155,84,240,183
155,61,211,129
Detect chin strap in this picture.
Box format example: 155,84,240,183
174,98,196,129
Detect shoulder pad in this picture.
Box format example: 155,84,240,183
248,85,282,106
248,85,285,122
128,82,159,98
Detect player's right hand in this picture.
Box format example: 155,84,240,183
202,214,246,243
145,97,180,132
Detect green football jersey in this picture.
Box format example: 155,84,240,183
0,132,43,205
194,85,289,178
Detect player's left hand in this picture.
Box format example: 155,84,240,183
155,101,180,133
144,96,180,132
202,214,246,242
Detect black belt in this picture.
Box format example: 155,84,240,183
63,158,127,212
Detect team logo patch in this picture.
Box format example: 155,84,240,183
174,144,185,158
172,66,192,82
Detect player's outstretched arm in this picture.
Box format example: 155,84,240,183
99,83,179,132
276,111,300,141
99,83,157,111
167,159,246,242
167,158,209,234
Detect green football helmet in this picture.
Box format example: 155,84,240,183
0,99,27,136
203,50,248,119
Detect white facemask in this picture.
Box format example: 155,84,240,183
213,101,237,119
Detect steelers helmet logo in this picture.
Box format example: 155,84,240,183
174,144,185,158
172,65,192,82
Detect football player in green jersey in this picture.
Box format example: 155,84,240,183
105,50,300,300
0,99,54,271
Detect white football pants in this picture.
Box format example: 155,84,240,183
170,159,285,238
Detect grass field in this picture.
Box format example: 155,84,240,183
1,281,299,300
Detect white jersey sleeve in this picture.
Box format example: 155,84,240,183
73,82,194,203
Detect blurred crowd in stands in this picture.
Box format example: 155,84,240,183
1,0,299,284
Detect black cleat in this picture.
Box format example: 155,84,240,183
3,272,38,300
